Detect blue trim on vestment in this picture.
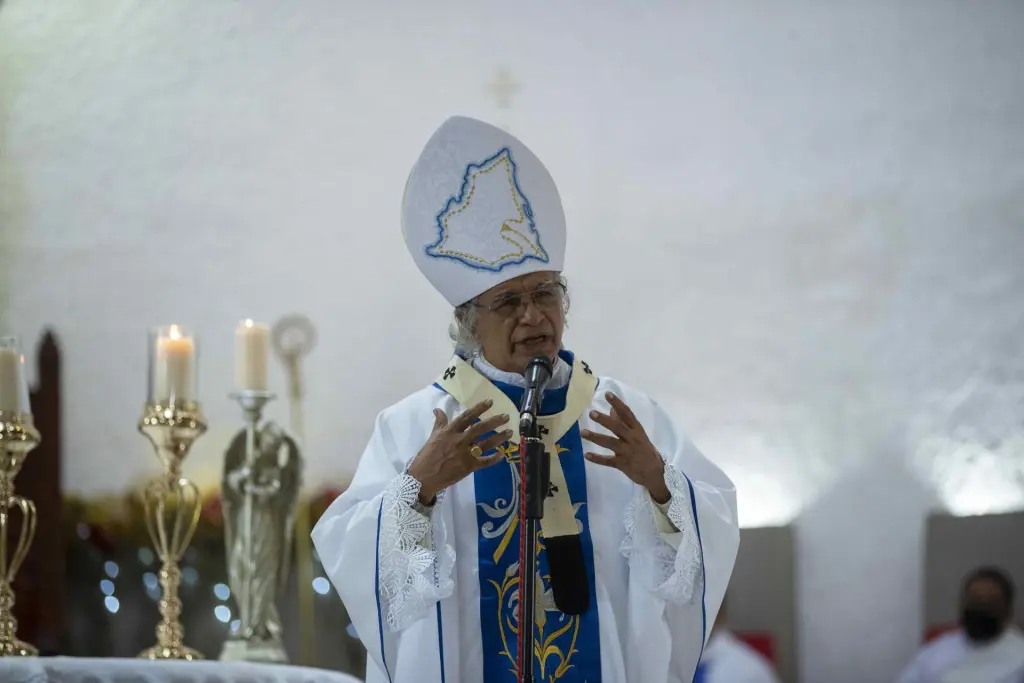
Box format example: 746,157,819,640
436,602,446,682
684,472,708,683
374,498,393,683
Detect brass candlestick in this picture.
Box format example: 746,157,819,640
138,325,205,660
0,336,38,657
137,401,207,660
0,411,40,657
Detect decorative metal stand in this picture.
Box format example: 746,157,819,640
0,411,40,657
272,314,317,664
137,402,207,660
219,390,301,663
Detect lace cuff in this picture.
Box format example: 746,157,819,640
620,463,703,604
377,473,455,632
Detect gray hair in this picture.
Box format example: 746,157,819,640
449,275,570,356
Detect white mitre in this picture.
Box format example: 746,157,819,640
401,116,566,306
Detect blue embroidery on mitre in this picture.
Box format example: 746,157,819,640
425,147,549,272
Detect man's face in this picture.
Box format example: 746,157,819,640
471,271,565,375
960,577,1012,643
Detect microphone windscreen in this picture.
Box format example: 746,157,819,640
545,535,591,615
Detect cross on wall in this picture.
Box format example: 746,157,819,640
488,68,520,110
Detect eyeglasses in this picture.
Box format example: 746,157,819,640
475,282,566,319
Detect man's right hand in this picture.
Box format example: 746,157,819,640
406,399,512,506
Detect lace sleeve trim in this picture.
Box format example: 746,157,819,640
620,462,703,604
377,473,455,631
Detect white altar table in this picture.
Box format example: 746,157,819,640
0,657,362,683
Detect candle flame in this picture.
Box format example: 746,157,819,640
243,319,255,328
169,325,183,340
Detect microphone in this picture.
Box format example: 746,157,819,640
519,355,554,432
517,354,591,617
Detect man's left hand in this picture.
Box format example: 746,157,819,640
581,392,671,504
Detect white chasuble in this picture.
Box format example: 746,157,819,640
312,351,740,683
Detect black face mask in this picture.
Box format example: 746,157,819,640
960,606,1005,643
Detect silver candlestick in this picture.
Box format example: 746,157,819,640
219,390,302,663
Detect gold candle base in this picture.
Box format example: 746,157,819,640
137,402,207,661
0,411,40,658
0,637,37,658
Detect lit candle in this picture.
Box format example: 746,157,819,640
0,346,23,412
153,325,196,402
235,319,270,391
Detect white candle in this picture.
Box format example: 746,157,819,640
235,319,270,391
153,326,195,402
0,347,23,412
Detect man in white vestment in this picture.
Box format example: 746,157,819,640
896,566,1024,683
697,597,781,683
313,116,740,683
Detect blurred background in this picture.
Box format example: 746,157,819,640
1,1,1022,681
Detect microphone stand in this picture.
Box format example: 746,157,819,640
517,408,550,683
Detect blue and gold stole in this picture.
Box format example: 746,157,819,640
435,350,602,682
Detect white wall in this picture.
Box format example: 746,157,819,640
2,0,1023,680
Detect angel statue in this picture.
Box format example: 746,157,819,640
219,420,302,662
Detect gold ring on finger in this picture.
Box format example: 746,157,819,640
470,444,483,458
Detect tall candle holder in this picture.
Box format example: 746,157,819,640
138,325,206,660
0,336,39,657
219,389,301,663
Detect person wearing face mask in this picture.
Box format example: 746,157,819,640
311,116,740,683
896,566,1024,683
